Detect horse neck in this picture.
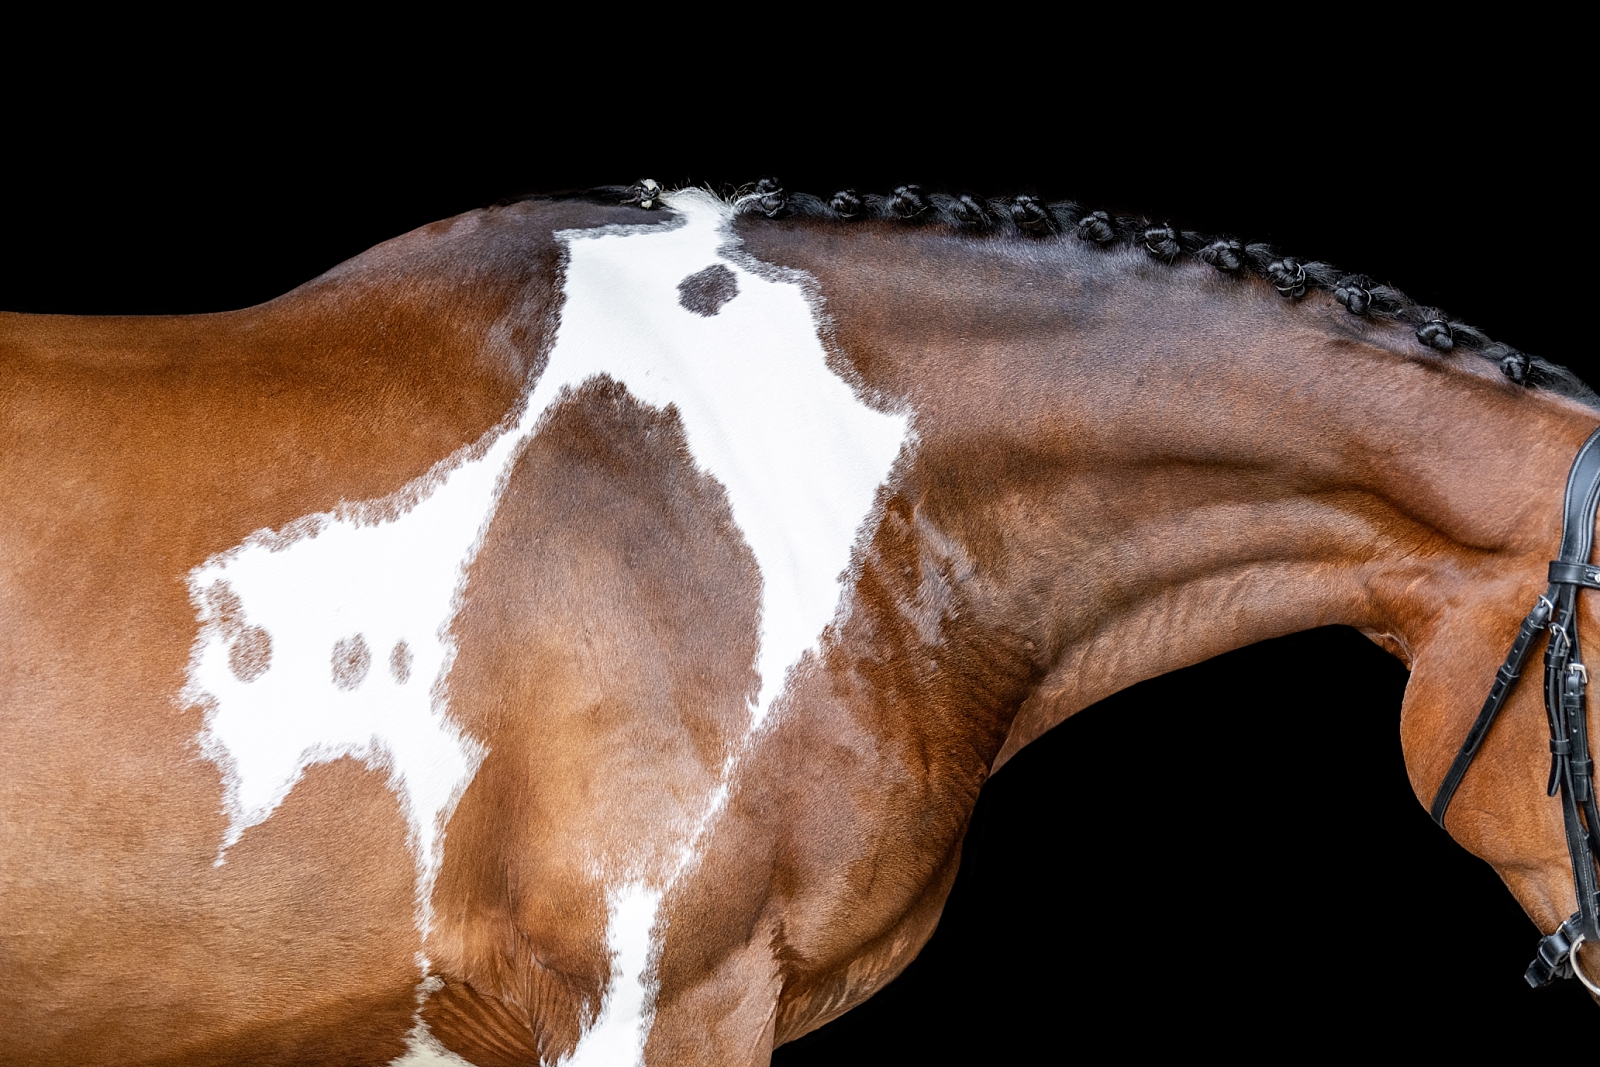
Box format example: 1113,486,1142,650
740,220,1600,772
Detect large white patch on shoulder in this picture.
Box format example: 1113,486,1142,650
535,189,907,725
184,190,906,1064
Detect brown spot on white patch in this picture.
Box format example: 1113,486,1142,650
390,640,412,684
206,580,246,637
676,264,738,317
331,634,371,691
228,625,272,682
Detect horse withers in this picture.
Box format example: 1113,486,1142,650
0,182,1594,1066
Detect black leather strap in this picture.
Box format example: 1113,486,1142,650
1540,588,1600,941
1557,428,1600,565
1547,561,1600,588
1429,592,1553,824
1525,912,1583,987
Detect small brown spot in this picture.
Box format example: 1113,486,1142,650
332,634,372,691
206,580,246,637
229,626,272,682
390,640,413,685
677,264,739,317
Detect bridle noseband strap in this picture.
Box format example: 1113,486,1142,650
1430,426,1600,988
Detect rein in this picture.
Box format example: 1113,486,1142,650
1431,427,1600,991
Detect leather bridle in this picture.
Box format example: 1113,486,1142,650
1431,426,1600,990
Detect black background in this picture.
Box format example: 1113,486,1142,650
4,55,1593,1058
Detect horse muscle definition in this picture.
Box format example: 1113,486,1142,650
1,182,1595,1066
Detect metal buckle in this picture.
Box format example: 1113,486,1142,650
1569,662,1589,684
1550,623,1571,655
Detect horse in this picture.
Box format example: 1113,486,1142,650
1,178,1595,1066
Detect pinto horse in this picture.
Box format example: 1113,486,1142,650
2,181,1596,1066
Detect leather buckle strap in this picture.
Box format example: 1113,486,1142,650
1429,593,1553,824
1548,560,1600,588
1432,424,1600,978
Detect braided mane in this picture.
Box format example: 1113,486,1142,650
578,179,1597,408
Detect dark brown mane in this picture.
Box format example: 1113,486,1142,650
555,179,1600,410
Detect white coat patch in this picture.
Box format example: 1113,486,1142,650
561,883,662,1067
549,191,908,1065
531,189,908,728
182,190,907,1065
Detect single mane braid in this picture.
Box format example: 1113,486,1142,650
599,178,1594,408
1141,223,1182,262
1334,275,1375,316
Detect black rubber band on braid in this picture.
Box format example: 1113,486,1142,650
1335,274,1375,315
999,195,1056,235
887,185,929,220
1076,210,1116,244
1488,343,1534,385
1267,256,1309,298
751,177,787,218
830,189,864,218
1417,316,1455,351
1143,223,1181,262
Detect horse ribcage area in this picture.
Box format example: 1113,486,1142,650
184,422,521,903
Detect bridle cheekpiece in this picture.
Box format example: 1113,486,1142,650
1431,426,1600,991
